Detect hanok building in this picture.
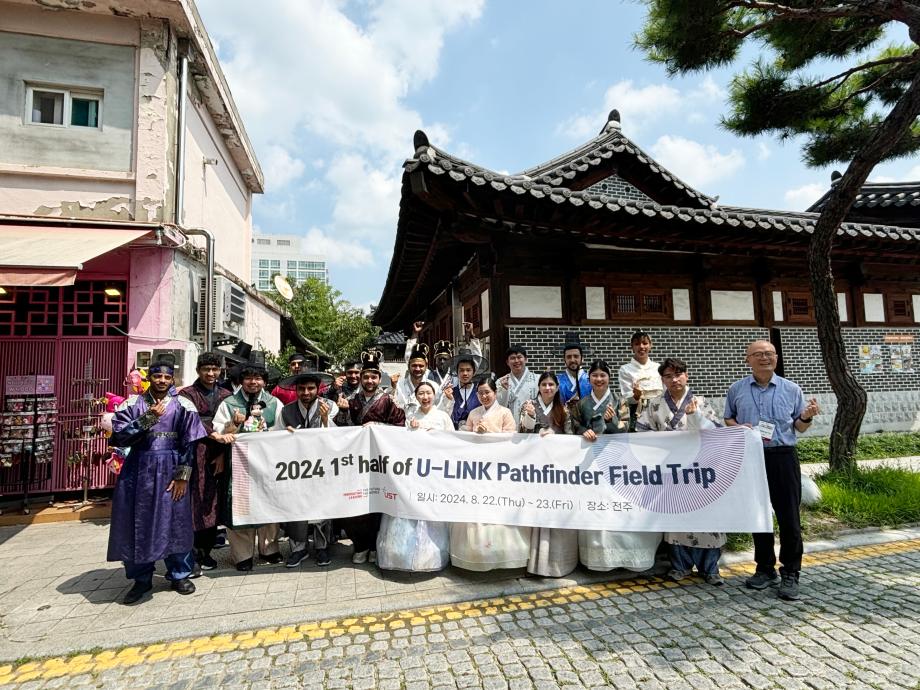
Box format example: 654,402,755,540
373,112,920,435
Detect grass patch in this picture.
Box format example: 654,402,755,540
724,466,920,550
797,431,920,464
812,467,920,527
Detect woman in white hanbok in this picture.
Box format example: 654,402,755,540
377,382,453,572
571,360,662,572
519,372,579,577
451,377,531,571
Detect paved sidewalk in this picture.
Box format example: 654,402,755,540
0,535,918,689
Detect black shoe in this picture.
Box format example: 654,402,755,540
236,557,254,572
171,578,196,595
190,561,202,579
123,581,152,605
286,549,309,568
745,569,778,590
198,550,218,570
261,552,283,565
778,570,800,601
315,549,331,567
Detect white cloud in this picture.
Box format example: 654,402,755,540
868,174,896,183
303,227,374,268
907,164,920,179
263,145,305,189
756,142,772,161
649,135,745,188
199,0,479,158
783,183,826,210
556,80,681,139
325,153,401,240
556,75,729,139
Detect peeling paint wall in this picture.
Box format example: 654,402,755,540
0,175,134,217
133,17,176,224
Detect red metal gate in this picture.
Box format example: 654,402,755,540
0,281,129,495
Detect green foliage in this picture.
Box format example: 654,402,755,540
796,432,920,463
724,532,753,552
273,277,379,368
636,2,920,166
813,467,920,527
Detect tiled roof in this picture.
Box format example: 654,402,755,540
375,331,407,346
406,138,920,243
808,181,920,212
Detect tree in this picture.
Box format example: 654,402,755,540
274,277,379,367
636,1,920,472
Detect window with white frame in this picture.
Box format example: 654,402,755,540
26,84,103,129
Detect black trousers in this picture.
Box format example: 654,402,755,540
194,526,218,553
339,513,381,552
754,445,803,574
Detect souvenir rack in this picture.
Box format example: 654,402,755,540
0,376,56,514
65,360,109,510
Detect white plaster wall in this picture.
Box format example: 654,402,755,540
181,98,252,281
864,293,885,322
481,288,490,332
672,288,691,321
772,291,783,322
710,290,755,321
244,297,282,353
585,287,605,320
913,295,920,323
0,31,136,171
838,293,848,321
509,285,562,319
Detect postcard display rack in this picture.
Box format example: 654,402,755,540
0,375,57,513
67,362,109,510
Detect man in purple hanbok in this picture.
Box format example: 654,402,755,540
108,358,207,605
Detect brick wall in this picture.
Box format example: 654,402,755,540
507,324,920,435
778,327,920,393
506,325,767,398
584,175,652,203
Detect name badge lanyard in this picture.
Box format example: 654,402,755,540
749,383,778,426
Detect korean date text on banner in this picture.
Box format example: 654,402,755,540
230,425,772,532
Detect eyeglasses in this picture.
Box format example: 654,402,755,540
747,351,777,360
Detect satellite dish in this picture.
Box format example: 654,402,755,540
273,274,295,301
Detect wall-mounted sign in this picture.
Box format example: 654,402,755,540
883,334,914,344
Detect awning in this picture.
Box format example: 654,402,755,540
0,225,151,286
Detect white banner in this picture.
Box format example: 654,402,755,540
231,425,772,532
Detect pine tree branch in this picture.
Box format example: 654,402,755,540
809,52,917,93
721,1,881,21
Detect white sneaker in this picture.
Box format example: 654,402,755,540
351,549,369,564
368,550,377,564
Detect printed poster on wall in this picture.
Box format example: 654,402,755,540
859,344,883,374
890,345,914,373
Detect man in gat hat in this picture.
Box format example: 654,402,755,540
557,332,592,405
334,349,405,564
178,351,233,573
280,370,336,568
270,352,309,406
108,355,207,605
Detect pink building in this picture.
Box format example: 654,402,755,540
0,0,282,495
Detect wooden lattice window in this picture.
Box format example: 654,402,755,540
886,293,914,324
463,300,482,333
784,291,814,323
609,289,672,321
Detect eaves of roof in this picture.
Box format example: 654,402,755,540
808,181,920,213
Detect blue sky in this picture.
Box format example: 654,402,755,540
198,0,920,312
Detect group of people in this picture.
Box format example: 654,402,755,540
106,324,819,605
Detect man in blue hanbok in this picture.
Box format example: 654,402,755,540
108,358,207,605
557,332,591,404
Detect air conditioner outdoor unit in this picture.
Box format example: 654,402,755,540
195,275,246,339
